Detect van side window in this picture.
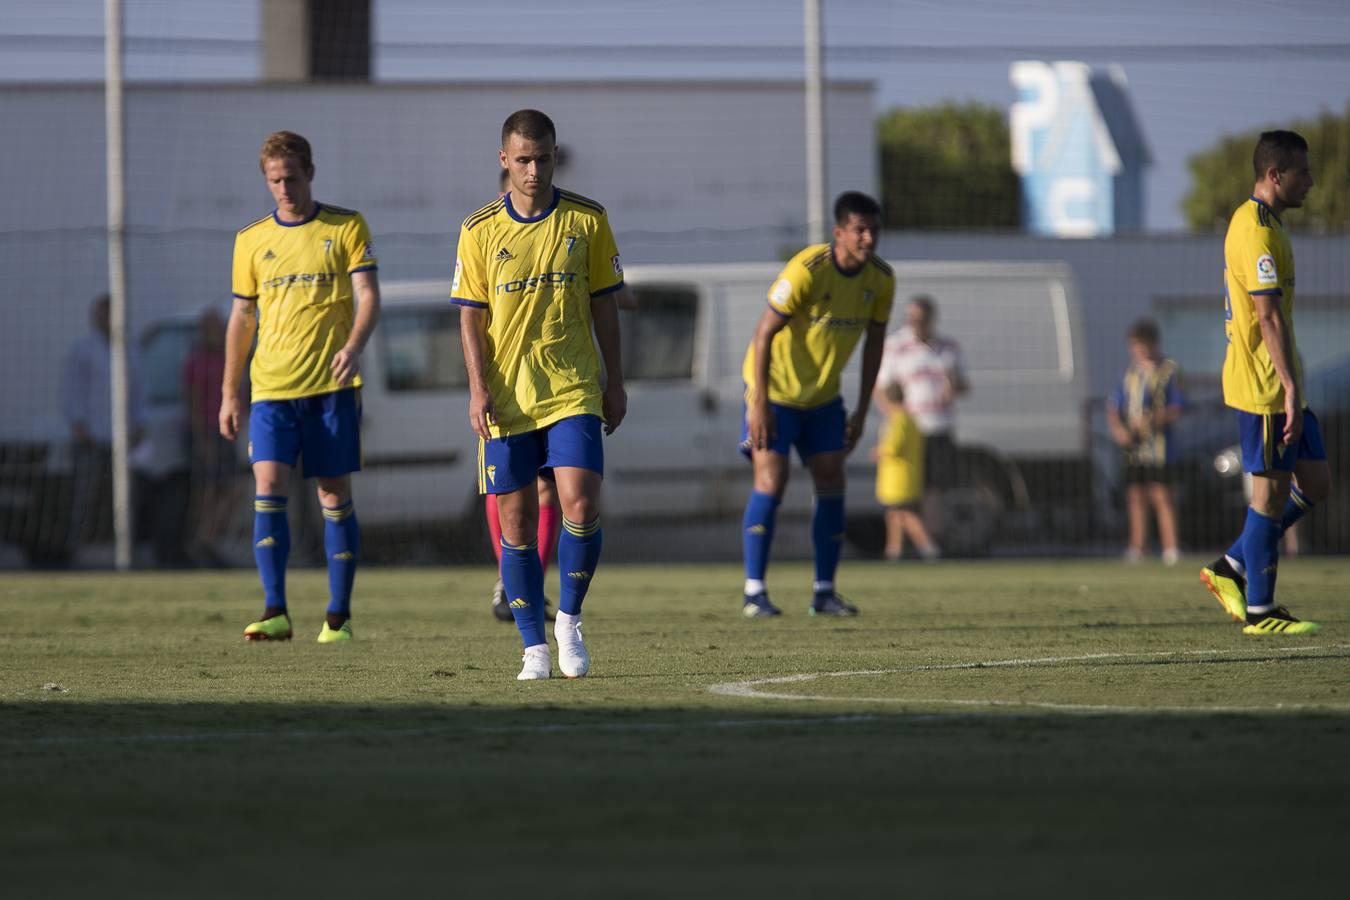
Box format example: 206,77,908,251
381,307,467,391
621,286,697,381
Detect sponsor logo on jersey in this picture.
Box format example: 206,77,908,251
1256,254,1278,284
496,247,515,262
263,271,339,289
495,271,578,294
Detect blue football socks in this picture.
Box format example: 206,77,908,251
1226,484,1314,575
1239,508,1282,613
742,490,780,583
322,501,360,617
811,492,846,588
253,495,290,613
558,515,602,616
501,538,547,648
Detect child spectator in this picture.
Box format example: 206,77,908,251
1108,319,1183,565
875,382,940,561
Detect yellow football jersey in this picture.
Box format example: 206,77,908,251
742,244,895,409
232,204,377,402
1222,197,1301,414
451,187,624,437
875,408,923,507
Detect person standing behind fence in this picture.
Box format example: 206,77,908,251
183,307,237,566
874,381,939,562
1107,319,1183,565
221,130,382,644
876,296,969,492
59,293,143,547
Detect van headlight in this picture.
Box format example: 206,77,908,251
1213,446,1242,477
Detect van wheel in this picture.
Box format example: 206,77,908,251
931,472,1005,557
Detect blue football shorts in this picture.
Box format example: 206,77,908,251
1235,407,1326,474
479,413,604,495
739,395,847,464
249,388,362,479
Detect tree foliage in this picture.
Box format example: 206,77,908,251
876,103,1020,230
1183,104,1350,232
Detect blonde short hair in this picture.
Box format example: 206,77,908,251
259,131,314,174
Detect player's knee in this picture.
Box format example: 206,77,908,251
316,478,351,507
563,495,599,524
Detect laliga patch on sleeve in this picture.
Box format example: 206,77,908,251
1256,254,1278,285
452,259,462,292
770,278,793,307
612,254,623,276
362,243,375,260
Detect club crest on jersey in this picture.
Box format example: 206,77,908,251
565,235,578,254
486,464,497,485
1256,255,1278,284
323,239,332,255
496,247,515,262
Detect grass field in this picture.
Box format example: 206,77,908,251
2,558,1348,899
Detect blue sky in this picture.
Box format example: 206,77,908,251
3,0,1348,230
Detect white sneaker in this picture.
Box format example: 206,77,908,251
555,611,590,679
1161,548,1180,566
517,644,551,681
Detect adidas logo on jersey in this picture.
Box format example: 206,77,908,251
262,249,276,260
496,248,515,262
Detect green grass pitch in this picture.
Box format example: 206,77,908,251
2,559,1348,899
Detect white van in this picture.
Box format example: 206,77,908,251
87,260,1085,565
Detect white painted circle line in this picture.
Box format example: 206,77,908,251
708,643,1350,713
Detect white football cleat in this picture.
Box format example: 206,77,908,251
555,611,590,679
517,644,552,681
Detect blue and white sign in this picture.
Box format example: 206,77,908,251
1010,61,1149,238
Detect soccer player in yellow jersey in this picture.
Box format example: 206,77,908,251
1200,130,1324,636
221,131,381,644
740,192,894,617
453,109,634,680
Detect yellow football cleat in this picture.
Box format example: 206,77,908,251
243,613,292,641
1242,607,1320,636
317,621,353,643
1200,562,1246,623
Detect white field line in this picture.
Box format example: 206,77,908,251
2,714,883,749
707,643,1350,713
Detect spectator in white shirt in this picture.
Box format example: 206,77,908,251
875,295,969,489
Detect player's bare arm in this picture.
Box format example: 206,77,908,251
845,321,887,454
219,297,257,441
331,269,381,387
613,283,638,312
591,293,627,434
1254,292,1302,447
458,305,495,440
747,306,791,449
